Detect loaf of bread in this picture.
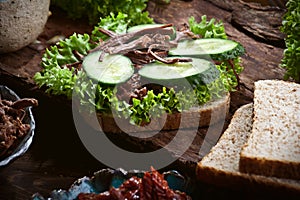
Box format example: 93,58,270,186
196,103,300,194
239,80,300,180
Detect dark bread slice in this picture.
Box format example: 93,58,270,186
196,104,300,195
91,92,230,133
239,80,300,180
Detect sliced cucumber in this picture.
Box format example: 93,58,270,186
82,51,134,84
138,57,219,84
127,24,176,39
169,38,245,61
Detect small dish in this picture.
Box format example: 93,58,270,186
32,168,197,200
0,85,36,166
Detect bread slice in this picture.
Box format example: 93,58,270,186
196,103,300,194
80,92,230,133
239,80,300,180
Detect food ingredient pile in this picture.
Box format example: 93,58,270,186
78,167,191,200
0,97,38,158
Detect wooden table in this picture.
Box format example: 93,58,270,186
0,0,293,199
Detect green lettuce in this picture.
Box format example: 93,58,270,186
188,15,227,39
34,14,244,126
34,33,92,98
34,13,128,99
281,0,300,82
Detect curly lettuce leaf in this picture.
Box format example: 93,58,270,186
188,15,227,39
74,72,116,113
34,33,91,98
34,67,76,98
34,14,129,98
280,0,300,82
91,12,129,43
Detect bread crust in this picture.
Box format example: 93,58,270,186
239,156,300,181
196,103,300,195
95,92,230,133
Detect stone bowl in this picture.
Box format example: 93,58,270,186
0,0,50,53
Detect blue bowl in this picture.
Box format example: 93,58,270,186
0,85,36,166
32,168,196,200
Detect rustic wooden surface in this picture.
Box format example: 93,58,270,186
0,0,294,199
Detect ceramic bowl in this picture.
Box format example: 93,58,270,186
32,168,198,200
0,85,36,166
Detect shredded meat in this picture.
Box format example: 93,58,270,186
0,96,38,158
116,73,143,103
77,167,192,200
90,24,196,65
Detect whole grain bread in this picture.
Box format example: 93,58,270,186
196,103,300,194
239,80,300,180
80,92,230,133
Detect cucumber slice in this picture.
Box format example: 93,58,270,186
82,51,134,84
127,24,176,39
169,38,245,61
138,57,219,84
